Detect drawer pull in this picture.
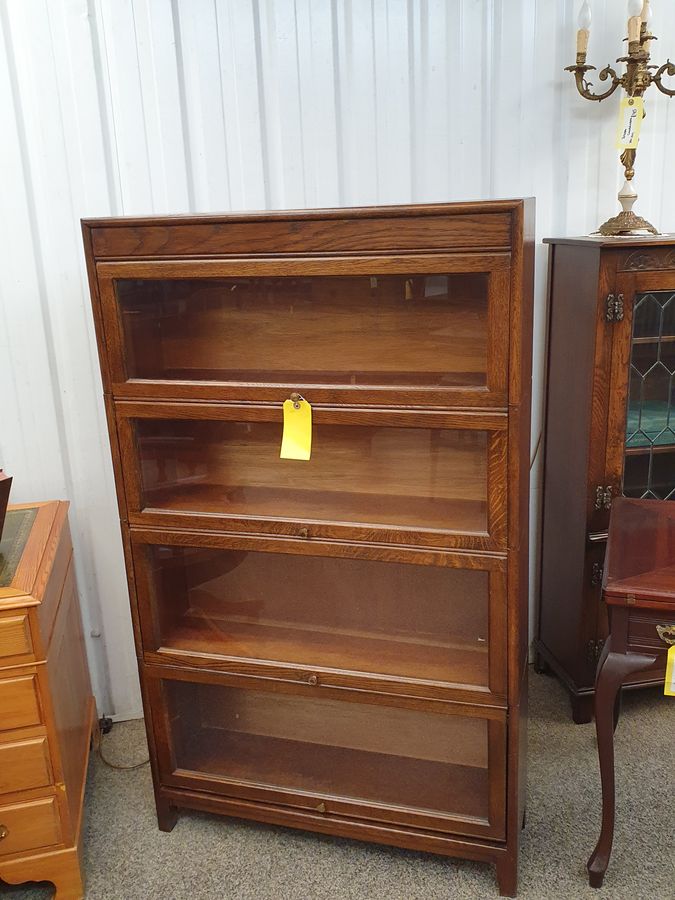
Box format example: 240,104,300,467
656,624,675,646
299,527,309,539
307,674,318,686
0,824,8,841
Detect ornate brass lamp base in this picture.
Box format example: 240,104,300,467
596,177,660,236
598,210,659,236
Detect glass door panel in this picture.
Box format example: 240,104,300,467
136,540,502,693
623,289,675,500
155,676,504,836
116,274,489,389
99,255,510,405
120,409,504,547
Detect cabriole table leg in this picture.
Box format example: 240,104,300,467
587,641,656,888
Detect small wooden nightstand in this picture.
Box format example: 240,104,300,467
587,497,675,888
0,502,95,899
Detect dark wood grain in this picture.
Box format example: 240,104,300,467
538,238,675,722
84,202,519,258
0,473,11,539
587,498,674,887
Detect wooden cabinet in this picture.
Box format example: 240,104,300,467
0,502,95,900
538,236,675,723
83,200,534,897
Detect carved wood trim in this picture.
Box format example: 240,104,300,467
619,248,675,271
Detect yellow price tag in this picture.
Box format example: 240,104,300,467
665,645,675,697
280,396,312,461
616,96,644,150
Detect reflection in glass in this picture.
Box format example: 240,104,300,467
116,274,489,389
163,680,491,823
623,291,675,500
135,419,489,533
144,544,490,686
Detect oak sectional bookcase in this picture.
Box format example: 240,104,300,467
83,200,534,896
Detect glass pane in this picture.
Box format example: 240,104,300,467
164,680,490,822
0,508,38,587
135,419,489,533
623,291,675,500
116,274,489,388
144,544,490,687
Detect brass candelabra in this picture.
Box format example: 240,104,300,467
566,0,675,235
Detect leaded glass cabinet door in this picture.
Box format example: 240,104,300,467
606,272,675,505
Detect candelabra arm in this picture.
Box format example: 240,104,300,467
565,63,622,102
653,60,675,97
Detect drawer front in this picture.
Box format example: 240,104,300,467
0,613,33,663
98,253,511,408
0,737,52,794
133,531,507,704
628,613,674,659
0,674,41,732
0,796,61,857
118,404,507,551
147,667,506,840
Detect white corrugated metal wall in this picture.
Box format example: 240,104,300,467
1,0,674,720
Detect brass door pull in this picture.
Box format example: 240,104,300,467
306,674,318,686
0,824,9,840
656,624,675,645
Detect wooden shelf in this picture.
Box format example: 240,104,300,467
625,442,675,456
160,611,489,687
178,729,490,822
631,334,675,345
160,368,486,387
144,484,487,533
118,274,489,390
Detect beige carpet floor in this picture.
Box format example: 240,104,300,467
1,670,673,900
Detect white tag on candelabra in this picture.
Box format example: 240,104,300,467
616,97,644,150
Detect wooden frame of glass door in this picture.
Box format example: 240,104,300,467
114,402,508,551
605,270,675,503
600,269,674,679
129,527,509,707
143,663,507,841
95,254,511,408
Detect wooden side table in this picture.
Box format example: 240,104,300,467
587,497,675,888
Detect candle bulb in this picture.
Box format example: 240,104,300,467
641,0,652,26
628,0,643,43
577,1,592,56
578,1,592,30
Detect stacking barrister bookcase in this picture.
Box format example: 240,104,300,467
83,200,534,897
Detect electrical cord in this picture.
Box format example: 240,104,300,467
529,429,543,471
93,719,150,771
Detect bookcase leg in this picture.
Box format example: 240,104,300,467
156,796,178,832
571,693,594,724
495,856,517,898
